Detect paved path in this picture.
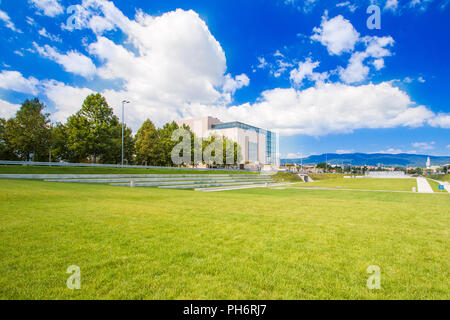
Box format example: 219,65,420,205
275,186,449,195
444,185,450,193
430,179,450,193
196,183,295,192
416,177,434,193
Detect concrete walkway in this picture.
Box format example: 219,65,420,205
196,183,295,192
430,179,450,193
273,186,449,195
443,184,450,193
416,177,434,193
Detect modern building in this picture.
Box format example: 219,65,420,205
178,116,278,167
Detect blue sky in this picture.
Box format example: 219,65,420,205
0,0,449,157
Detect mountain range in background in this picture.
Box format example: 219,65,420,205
280,153,450,167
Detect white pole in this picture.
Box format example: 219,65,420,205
301,152,303,172
121,100,130,167
121,101,124,167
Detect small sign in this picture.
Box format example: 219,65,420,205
439,185,445,190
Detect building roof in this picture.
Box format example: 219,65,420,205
211,121,273,134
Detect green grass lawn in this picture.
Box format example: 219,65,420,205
0,165,256,175
308,173,345,180
0,179,449,299
427,179,447,193
270,172,303,183
432,174,450,183
292,178,417,192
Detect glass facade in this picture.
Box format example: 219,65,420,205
248,142,258,163
266,131,277,165
212,121,267,134
212,121,277,165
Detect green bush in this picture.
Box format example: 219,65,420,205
308,173,344,180
429,174,450,182
271,172,303,182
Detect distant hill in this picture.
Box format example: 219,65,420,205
281,153,450,167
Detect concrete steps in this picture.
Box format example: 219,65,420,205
112,178,273,188
159,181,271,189
1,174,260,180
45,176,271,184
27,173,275,190
196,182,294,192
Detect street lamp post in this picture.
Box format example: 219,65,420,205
300,152,303,173
121,100,130,167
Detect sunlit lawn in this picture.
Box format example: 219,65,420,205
292,178,418,192
0,179,449,299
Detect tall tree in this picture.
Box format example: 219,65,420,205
65,93,132,164
134,119,162,166
201,135,242,168
5,99,51,161
158,121,181,166
0,118,18,160
50,123,71,162
101,123,134,165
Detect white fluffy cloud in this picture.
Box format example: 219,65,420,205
0,99,21,119
2,3,249,127
428,113,450,128
2,1,446,140
339,36,394,83
336,149,355,154
23,69,443,135
38,28,62,42
255,53,294,78
372,59,385,70
0,70,39,95
311,15,360,55
42,80,94,122
284,0,318,13
84,8,228,101
336,2,358,12
223,74,250,96
403,76,426,84
33,43,96,77
257,57,268,69
290,58,328,86
29,0,64,17
311,12,395,84
363,36,395,59
33,2,443,136
372,148,404,154
45,4,247,126
409,0,435,10
339,52,369,83
384,0,399,11
184,82,435,136
0,71,93,123
382,0,449,13
412,141,435,150
0,10,22,33
285,153,301,159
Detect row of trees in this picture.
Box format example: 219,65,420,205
0,93,241,167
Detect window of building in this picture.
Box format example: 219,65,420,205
248,141,258,163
